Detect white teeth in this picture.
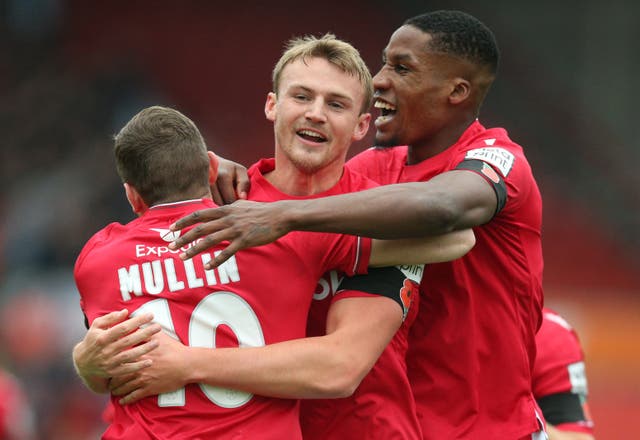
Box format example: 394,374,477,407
374,100,396,111
298,129,325,140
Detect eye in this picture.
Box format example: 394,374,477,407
394,64,409,74
328,101,345,110
294,94,310,101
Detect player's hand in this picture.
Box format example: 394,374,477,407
169,199,290,268
211,156,250,205
110,332,190,405
73,310,161,379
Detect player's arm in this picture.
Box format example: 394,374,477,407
545,424,595,440
537,390,596,440
72,310,161,394
210,155,250,205
111,294,403,404
369,228,474,267
169,169,494,267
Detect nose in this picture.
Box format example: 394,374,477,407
372,68,389,91
305,98,327,123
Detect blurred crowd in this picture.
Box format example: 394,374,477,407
0,3,146,437
1,0,638,438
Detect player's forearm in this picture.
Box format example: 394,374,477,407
546,424,595,440
185,337,368,399
282,182,461,239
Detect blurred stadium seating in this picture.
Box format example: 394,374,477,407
1,1,637,438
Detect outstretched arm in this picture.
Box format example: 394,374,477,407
111,295,403,404
170,170,490,266
72,309,161,394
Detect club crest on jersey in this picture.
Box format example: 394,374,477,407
396,265,424,321
400,278,418,321
150,228,181,242
465,146,514,177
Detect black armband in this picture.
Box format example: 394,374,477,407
537,392,586,425
338,265,422,321
455,159,507,215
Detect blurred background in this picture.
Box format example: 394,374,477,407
0,0,638,438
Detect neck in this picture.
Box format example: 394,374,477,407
265,158,343,196
151,190,211,207
406,116,476,164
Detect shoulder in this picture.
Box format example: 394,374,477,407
339,167,380,191
348,146,407,167
74,222,127,277
536,309,584,365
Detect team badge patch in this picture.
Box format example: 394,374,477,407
481,162,500,183
399,278,418,321
465,147,515,177
397,265,424,321
150,228,181,242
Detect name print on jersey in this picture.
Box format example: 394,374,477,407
118,250,240,301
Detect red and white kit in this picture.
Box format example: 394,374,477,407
348,120,544,439
75,195,370,440
534,308,594,435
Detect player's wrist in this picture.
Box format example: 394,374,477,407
183,347,209,384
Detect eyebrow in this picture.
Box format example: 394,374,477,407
384,51,414,63
290,85,354,105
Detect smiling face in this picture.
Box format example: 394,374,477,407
372,25,459,150
266,56,370,178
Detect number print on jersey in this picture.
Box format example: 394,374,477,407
132,292,266,408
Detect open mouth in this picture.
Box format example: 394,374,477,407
374,99,396,123
297,129,327,143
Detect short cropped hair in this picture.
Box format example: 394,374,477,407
272,33,373,113
114,106,209,206
405,10,499,75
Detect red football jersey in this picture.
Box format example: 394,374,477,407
250,158,424,439
74,198,371,440
300,270,423,440
347,120,544,439
533,308,594,434
0,370,34,439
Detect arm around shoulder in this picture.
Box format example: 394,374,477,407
369,228,475,267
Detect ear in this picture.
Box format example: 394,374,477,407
449,78,471,105
207,150,219,185
352,112,371,142
124,183,148,216
265,92,277,122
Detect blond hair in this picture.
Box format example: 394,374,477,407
272,33,373,114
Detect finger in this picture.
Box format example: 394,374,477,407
218,174,238,205
108,372,136,390
110,324,162,353
110,375,142,396
116,313,155,335
210,183,224,206
169,209,224,247
119,386,155,405
204,242,243,269
92,309,129,329
171,207,223,232
100,314,156,346
110,358,154,377
235,172,250,200
180,231,232,260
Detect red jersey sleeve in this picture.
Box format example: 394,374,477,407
533,309,594,434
